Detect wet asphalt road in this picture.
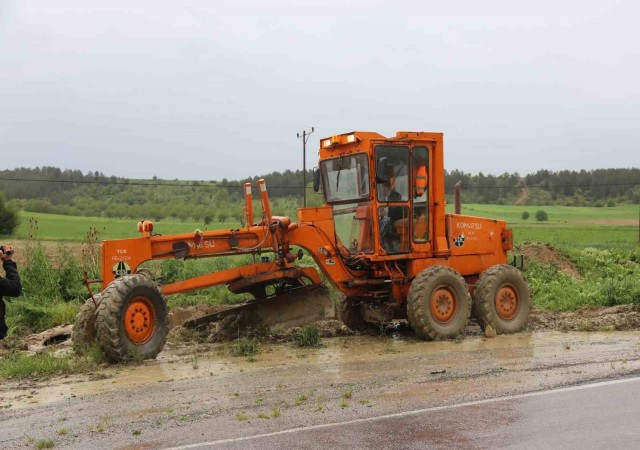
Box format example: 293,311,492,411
170,377,640,450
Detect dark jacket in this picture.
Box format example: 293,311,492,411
0,260,22,339
0,260,21,298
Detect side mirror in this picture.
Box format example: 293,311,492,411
376,157,389,184
313,167,321,193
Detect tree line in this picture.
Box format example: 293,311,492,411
0,166,638,223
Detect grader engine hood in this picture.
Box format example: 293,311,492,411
446,214,512,256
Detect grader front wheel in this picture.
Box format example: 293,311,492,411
407,266,472,340
95,274,169,362
473,264,531,334
72,296,100,353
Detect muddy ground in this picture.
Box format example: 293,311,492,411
1,330,640,449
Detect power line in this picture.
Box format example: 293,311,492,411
0,176,638,191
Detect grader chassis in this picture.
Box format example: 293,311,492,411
74,131,530,362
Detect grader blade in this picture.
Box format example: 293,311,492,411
183,284,334,332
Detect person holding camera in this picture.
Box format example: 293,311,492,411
0,245,22,340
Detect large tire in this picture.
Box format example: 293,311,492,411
338,295,369,332
96,274,169,362
473,265,531,334
407,266,472,340
72,297,100,353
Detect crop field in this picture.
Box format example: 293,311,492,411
1,205,637,248
453,204,638,248
1,211,241,242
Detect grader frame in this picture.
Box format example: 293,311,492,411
76,131,530,362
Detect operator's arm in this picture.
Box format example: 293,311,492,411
0,260,22,297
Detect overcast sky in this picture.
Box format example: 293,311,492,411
1,0,638,180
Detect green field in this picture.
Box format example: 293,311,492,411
0,211,241,242
1,205,638,248
452,204,638,248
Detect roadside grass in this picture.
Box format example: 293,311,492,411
7,300,78,337
36,440,55,449
294,326,322,348
526,247,640,311
0,343,106,380
229,337,261,357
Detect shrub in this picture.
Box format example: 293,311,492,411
294,326,322,348
230,337,260,357
0,192,19,235
21,243,58,300
522,211,530,220
535,210,548,221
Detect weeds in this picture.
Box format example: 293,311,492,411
132,430,142,436
230,337,260,357
526,247,640,311
294,394,307,406
235,413,249,421
0,341,106,380
294,326,322,348
257,413,270,419
36,440,55,449
271,407,281,418
57,429,68,436
342,388,353,399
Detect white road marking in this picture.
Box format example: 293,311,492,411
165,376,640,449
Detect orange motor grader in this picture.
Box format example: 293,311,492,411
74,131,530,362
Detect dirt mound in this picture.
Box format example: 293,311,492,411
517,242,581,278
527,304,640,332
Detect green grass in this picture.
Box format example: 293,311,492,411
451,204,638,248
229,337,261,357
452,203,638,223
1,211,241,241
526,247,640,311
0,345,106,379
294,326,322,348
1,206,637,251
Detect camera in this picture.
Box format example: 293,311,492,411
0,246,14,256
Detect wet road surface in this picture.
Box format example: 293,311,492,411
173,377,640,449
1,331,640,449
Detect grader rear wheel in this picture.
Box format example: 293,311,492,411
72,296,100,353
407,266,471,340
473,264,531,334
95,274,169,362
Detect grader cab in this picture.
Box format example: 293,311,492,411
74,131,530,362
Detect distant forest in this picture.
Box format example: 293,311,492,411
0,166,638,222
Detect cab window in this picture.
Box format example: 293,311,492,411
412,146,429,242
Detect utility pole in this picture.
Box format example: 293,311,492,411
297,127,314,207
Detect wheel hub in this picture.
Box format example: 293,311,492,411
495,285,519,320
430,287,456,323
124,296,156,344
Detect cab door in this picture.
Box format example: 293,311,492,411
411,145,432,254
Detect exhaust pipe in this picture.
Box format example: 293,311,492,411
454,180,463,214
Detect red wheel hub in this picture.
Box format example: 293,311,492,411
430,287,457,323
495,285,519,320
124,296,156,344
